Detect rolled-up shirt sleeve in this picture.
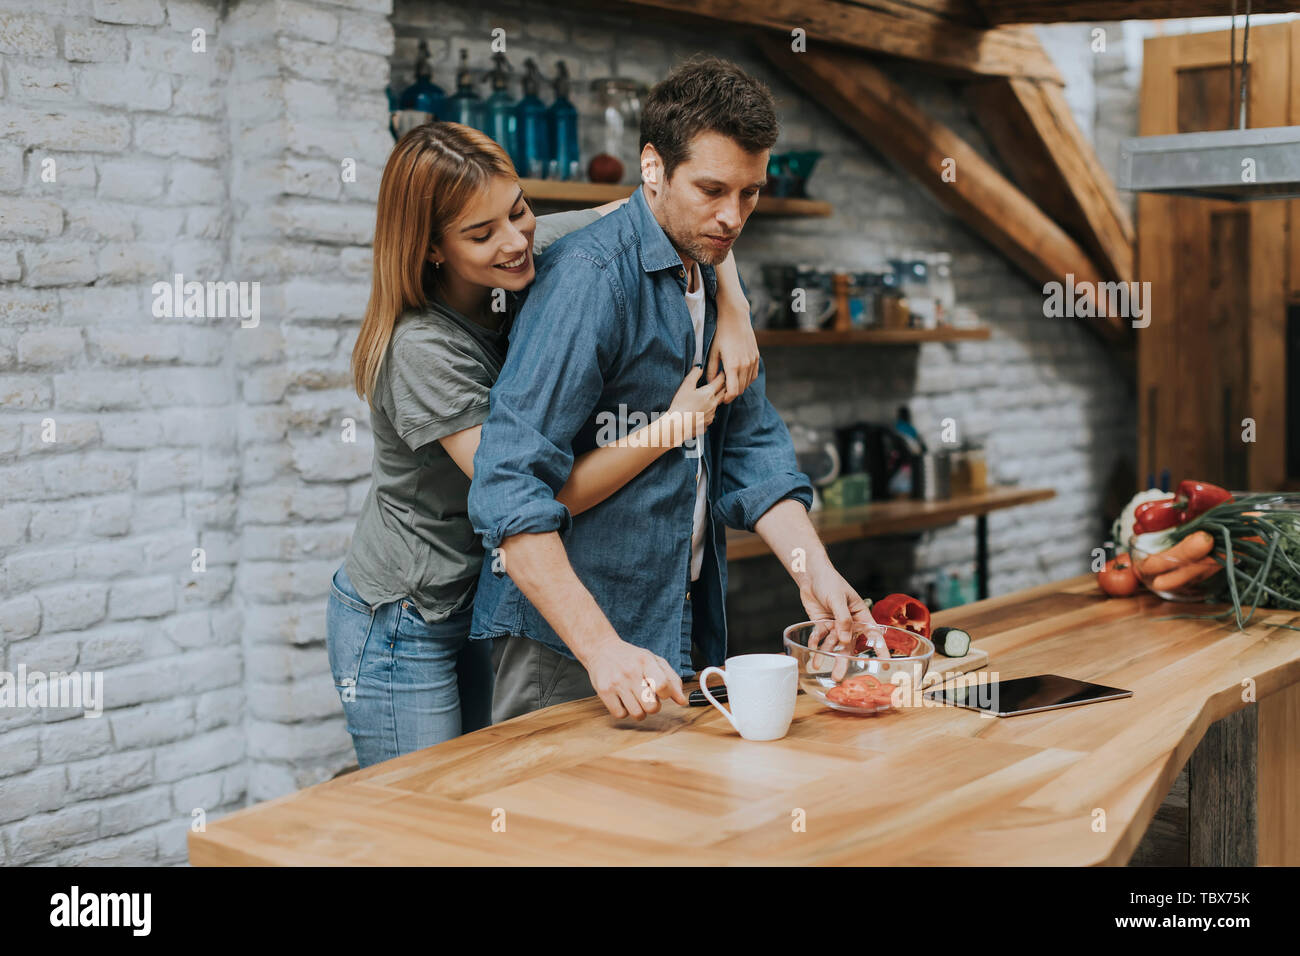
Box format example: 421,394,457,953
712,356,814,532
469,254,623,551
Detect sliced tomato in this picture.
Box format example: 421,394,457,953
874,686,900,705
840,673,883,690
826,685,870,707
828,683,896,709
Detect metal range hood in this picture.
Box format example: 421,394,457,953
1118,125,1300,202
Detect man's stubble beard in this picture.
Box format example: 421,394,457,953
658,195,731,269
664,219,729,269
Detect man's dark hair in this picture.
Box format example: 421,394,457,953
639,55,780,181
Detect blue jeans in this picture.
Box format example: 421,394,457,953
325,564,493,769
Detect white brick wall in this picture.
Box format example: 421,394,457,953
1,0,1136,864
0,0,391,864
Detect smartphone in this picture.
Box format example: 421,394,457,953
688,687,727,706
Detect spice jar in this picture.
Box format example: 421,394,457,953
878,288,909,329
965,444,988,493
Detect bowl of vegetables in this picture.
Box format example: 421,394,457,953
1123,488,1300,616
1115,480,1233,601
783,620,934,715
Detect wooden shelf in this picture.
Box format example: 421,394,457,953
519,178,832,217
521,178,632,204
751,196,833,217
754,326,991,346
726,486,1057,560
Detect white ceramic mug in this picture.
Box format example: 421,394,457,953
698,654,798,741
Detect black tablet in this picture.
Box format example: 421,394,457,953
923,674,1133,717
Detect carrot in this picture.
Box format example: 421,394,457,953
1138,530,1216,576
1153,557,1221,592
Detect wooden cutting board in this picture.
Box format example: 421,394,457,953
927,644,990,683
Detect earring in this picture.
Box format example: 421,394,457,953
433,260,441,269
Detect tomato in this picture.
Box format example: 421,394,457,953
1097,556,1139,597
841,674,883,690
827,685,871,707
828,674,896,709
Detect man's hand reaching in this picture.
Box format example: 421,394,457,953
798,561,878,654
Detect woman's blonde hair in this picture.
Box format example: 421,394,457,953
351,121,518,402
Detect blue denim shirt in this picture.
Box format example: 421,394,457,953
467,184,813,673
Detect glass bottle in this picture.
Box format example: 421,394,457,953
945,570,965,609
588,78,647,184
399,39,446,118
482,51,517,157
547,61,580,182
444,48,484,132
930,252,956,326
513,59,550,179
894,252,933,329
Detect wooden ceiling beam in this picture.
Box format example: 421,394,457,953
974,1,1300,24
753,31,1128,344
605,0,1063,82
965,76,1135,282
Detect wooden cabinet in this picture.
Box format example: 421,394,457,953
1137,23,1295,492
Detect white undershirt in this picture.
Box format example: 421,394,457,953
683,262,708,582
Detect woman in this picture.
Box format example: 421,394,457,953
327,122,762,768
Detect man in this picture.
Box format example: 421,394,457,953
468,56,876,723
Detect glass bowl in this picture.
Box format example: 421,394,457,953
783,620,934,715
1127,493,1298,603
1128,538,1223,602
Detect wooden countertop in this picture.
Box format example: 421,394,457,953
189,574,1300,866
727,486,1057,559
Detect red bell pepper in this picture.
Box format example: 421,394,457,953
1133,498,1183,533
1133,480,1234,534
870,593,931,640
1179,480,1233,520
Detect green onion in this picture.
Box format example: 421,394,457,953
1154,493,1300,633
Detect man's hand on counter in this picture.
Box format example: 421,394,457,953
497,530,688,721
582,637,688,720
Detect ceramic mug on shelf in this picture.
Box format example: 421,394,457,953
744,283,781,330
793,266,838,330
698,654,798,741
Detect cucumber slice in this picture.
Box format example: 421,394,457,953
931,626,971,657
